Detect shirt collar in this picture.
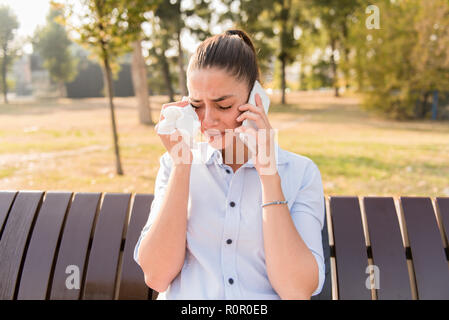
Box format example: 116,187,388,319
203,142,288,167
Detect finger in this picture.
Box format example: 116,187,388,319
236,111,266,129
238,103,264,115
161,100,190,111
234,125,257,137
236,126,258,155
159,100,190,122
255,93,264,110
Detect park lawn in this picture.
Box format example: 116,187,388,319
0,92,448,198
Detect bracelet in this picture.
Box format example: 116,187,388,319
261,200,288,208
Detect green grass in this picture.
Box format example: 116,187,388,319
0,167,17,180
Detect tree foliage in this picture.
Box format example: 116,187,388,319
0,5,20,103
350,0,449,119
33,6,78,95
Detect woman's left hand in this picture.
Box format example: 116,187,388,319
234,93,278,176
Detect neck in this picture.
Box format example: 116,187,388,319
221,136,250,171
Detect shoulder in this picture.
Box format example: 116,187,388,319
277,146,323,198
278,147,321,177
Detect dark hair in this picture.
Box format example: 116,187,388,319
187,29,261,97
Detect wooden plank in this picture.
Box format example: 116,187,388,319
49,193,101,300
117,194,153,300
17,192,72,300
0,191,17,238
0,191,44,299
401,197,449,299
82,193,131,300
436,197,449,252
364,197,412,299
330,196,371,300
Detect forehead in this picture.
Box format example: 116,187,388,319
187,67,246,99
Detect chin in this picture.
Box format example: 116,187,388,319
206,131,235,150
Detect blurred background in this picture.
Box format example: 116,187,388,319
0,0,448,197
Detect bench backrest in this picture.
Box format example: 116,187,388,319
0,191,448,300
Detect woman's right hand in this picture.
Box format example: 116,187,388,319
155,100,193,166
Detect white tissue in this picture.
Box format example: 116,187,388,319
157,97,201,139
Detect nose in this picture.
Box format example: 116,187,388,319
201,104,219,129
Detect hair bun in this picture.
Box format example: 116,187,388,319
224,29,256,55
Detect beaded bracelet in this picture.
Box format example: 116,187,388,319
261,200,288,208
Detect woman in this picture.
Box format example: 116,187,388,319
134,29,325,300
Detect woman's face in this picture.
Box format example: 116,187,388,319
187,67,249,150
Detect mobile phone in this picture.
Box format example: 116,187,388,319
239,80,271,154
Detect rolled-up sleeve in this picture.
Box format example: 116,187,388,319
289,160,325,296
133,152,172,265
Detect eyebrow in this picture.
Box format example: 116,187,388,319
190,95,234,103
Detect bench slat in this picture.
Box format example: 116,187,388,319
401,197,449,299
49,193,101,299
0,191,17,238
436,197,449,254
364,197,412,299
82,193,131,300
330,196,371,300
0,191,44,299
118,194,154,300
17,192,72,300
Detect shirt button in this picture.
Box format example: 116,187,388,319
229,201,235,207
226,169,231,174
228,278,234,285
226,239,232,244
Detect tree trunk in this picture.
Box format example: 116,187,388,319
59,81,67,98
102,54,124,175
131,40,153,125
177,30,187,97
414,91,431,119
342,22,350,90
330,37,339,97
1,49,8,104
281,53,286,105
161,51,175,102
420,91,431,118
280,0,287,105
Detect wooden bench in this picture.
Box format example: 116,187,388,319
1,190,448,300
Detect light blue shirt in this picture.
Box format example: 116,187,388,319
134,142,325,299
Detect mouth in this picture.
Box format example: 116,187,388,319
202,130,238,141
203,129,224,137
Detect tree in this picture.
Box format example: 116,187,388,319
33,6,78,97
219,0,277,78
219,0,304,104
58,0,160,175
275,0,302,104
308,0,364,97
150,0,213,98
131,40,153,124
350,0,449,119
146,14,176,102
0,5,19,104
125,0,163,125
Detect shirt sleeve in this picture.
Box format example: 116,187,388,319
289,159,326,297
133,152,173,265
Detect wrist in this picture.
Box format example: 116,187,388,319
260,171,281,185
169,149,193,167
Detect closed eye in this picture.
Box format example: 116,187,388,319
191,104,232,110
